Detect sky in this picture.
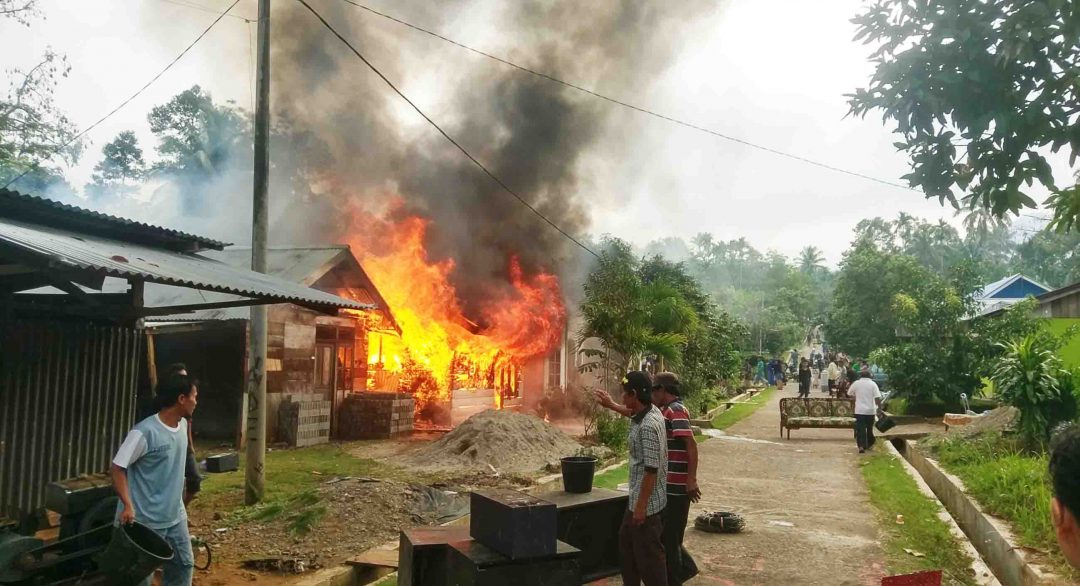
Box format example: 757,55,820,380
1,0,1067,267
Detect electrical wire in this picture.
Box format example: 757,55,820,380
339,0,914,192
155,0,253,22
1,0,241,190
297,0,600,259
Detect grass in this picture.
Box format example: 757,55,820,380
593,462,629,490
710,385,778,430
924,433,1078,579
860,449,977,585
193,442,405,532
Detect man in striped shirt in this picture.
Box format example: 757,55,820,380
652,372,700,585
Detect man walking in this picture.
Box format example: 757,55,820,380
651,373,700,585
827,358,839,396
613,371,669,585
111,374,198,585
849,367,882,454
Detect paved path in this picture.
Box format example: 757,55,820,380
683,383,887,585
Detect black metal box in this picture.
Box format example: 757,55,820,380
447,538,580,586
205,452,239,473
44,474,114,515
539,487,628,582
469,489,556,560
398,525,471,586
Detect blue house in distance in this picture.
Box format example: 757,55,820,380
975,274,1051,316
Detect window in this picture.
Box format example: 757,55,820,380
547,348,562,388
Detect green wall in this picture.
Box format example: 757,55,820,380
1047,319,1080,369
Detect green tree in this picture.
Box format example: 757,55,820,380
0,49,79,188
848,0,1080,230
90,130,144,185
1014,228,1080,288
148,85,249,177
827,241,925,358
797,246,825,274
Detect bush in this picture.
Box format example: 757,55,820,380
595,411,629,453
992,335,1076,448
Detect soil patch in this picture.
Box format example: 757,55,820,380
190,477,463,581
403,409,583,474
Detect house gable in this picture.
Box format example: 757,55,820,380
994,278,1049,300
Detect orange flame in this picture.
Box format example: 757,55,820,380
344,203,566,407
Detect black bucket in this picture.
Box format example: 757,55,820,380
560,456,598,493
96,522,174,585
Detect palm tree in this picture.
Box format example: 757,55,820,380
798,246,825,274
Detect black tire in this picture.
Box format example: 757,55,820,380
76,496,119,552
192,538,212,571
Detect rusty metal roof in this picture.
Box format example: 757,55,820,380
140,246,388,321
0,217,371,312
0,188,228,252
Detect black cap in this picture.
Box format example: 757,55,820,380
622,371,653,404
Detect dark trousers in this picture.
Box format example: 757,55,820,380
661,495,696,585
855,414,876,450
619,510,667,586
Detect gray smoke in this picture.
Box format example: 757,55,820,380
268,0,710,319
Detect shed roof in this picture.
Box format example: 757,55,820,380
0,217,369,314
142,246,392,324
0,188,228,252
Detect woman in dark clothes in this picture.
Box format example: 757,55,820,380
797,358,812,398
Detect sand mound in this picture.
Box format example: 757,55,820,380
404,409,583,474
952,406,1019,437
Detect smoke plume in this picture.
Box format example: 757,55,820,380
268,0,708,319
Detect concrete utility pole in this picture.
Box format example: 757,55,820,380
245,0,270,505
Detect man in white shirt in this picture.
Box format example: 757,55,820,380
849,367,882,454
827,360,840,396
111,374,198,585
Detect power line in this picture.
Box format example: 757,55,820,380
2,0,241,190
339,0,915,192
296,0,600,259
155,0,253,22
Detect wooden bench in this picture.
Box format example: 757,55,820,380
779,397,856,439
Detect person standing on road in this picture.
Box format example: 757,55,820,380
163,363,202,505
1050,424,1080,570
797,358,812,398
111,374,198,586
652,373,700,585
827,359,839,396
849,367,882,454
610,371,669,586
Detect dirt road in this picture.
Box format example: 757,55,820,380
683,384,886,585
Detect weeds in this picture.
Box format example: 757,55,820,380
861,450,976,585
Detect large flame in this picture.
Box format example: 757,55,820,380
344,202,566,409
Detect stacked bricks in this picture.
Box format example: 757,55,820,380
337,392,415,439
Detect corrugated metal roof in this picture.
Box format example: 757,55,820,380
0,217,371,311
139,246,384,321
0,188,228,252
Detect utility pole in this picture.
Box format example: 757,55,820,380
245,0,270,505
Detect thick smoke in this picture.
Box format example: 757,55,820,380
268,1,709,319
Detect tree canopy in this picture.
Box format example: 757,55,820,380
849,0,1080,231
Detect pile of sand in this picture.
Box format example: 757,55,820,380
952,406,1019,437
404,409,583,474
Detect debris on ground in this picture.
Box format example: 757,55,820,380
403,409,583,474
948,406,1018,438
194,477,460,573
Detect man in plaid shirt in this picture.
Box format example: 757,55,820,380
616,370,669,585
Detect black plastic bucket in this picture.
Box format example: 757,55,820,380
560,456,598,493
96,522,174,585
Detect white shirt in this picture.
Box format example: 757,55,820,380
850,378,882,415
827,363,839,380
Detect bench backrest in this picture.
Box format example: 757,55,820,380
779,397,855,419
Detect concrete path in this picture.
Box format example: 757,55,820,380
683,383,887,585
